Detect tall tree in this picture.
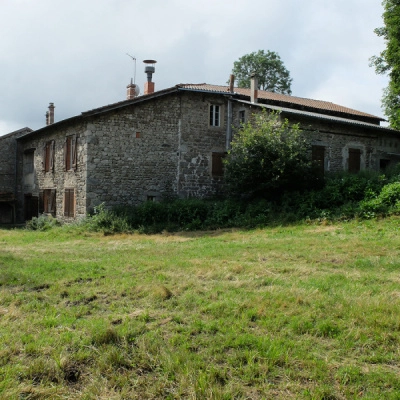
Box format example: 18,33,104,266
231,50,292,95
370,0,400,129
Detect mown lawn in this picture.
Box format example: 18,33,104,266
0,218,400,399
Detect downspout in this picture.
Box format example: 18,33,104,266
226,98,232,150
226,74,235,150
176,94,182,196
13,138,19,223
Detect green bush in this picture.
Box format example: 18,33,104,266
360,181,400,217
26,215,60,231
225,110,318,199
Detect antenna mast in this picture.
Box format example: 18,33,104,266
126,53,137,84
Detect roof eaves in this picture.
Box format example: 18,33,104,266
235,100,399,134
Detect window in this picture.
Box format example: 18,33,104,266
64,188,75,217
239,110,246,125
43,140,55,172
39,189,56,216
312,145,325,176
147,195,156,202
212,152,226,177
348,148,361,173
24,151,34,174
380,159,391,171
64,135,77,171
209,104,221,127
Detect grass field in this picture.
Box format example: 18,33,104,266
0,217,400,399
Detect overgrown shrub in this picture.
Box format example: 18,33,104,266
26,215,60,231
360,181,400,217
225,110,319,199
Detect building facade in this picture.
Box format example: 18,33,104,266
1,77,400,224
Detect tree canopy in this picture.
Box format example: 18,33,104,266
370,0,400,129
231,50,292,95
224,111,317,198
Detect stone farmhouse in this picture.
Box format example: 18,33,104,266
1,66,400,224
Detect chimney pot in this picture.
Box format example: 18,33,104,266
48,103,55,125
143,59,157,95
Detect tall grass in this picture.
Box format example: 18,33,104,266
1,217,400,398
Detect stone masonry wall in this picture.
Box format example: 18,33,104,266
230,103,400,174
17,123,87,222
177,92,228,198
0,128,31,194
85,94,181,209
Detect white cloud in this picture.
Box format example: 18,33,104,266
0,0,388,135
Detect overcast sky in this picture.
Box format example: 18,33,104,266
0,0,388,136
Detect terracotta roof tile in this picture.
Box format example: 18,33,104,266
177,83,382,121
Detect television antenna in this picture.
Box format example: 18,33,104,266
126,53,137,84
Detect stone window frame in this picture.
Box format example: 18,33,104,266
40,188,56,216
342,143,365,173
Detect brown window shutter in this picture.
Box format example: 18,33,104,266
64,189,75,217
42,144,46,171
50,189,56,215
212,152,225,177
348,148,361,173
72,136,77,171
64,190,69,217
64,139,68,171
312,145,325,176
50,140,55,172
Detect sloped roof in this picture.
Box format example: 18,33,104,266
235,100,398,134
177,83,383,121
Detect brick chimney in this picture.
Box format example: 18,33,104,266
46,103,55,125
250,73,258,103
143,59,156,95
126,79,138,100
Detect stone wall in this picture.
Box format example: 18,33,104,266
0,128,31,194
17,122,87,222
85,94,181,209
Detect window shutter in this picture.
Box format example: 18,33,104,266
64,139,68,171
42,144,46,171
72,136,77,171
50,189,56,215
348,148,361,173
50,140,55,172
312,145,325,176
212,152,225,177
39,190,44,214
